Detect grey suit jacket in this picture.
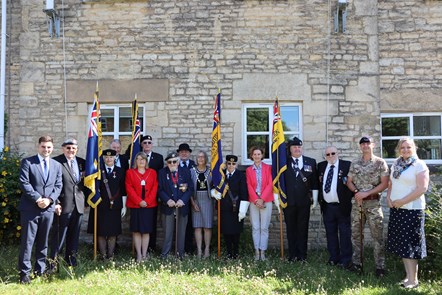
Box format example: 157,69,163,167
19,155,63,213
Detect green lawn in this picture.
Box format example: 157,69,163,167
0,245,440,294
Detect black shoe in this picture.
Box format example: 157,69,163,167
342,263,360,273
375,268,386,278
327,260,338,266
20,275,31,284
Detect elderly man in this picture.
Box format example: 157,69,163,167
110,139,129,172
347,136,389,277
18,135,62,284
318,146,354,271
283,137,319,262
158,152,194,259
48,138,86,272
177,143,196,169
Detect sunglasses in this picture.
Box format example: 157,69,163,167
142,141,152,145
65,147,77,150
227,162,236,166
167,160,178,164
326,152,337,157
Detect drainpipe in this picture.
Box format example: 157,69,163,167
0,0,7,150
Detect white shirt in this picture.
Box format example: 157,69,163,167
323,160,340,203
38,154,49,174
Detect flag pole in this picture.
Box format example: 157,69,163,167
94,207,97,260
217,200,221,257
279,202,284,260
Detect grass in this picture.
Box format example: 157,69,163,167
0,244,440,294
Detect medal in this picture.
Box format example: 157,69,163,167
141,180,145,186
110,200,114,209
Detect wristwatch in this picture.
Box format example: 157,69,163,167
354,189,359,193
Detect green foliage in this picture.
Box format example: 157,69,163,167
0,146,23,245
422,181,442,280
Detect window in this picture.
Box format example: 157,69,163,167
100,104,144,152
242,103,302,165
381,113,442,164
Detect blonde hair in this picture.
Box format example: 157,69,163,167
395,137,418,158
132,152,149,169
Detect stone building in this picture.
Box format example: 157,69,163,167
2,0,441,250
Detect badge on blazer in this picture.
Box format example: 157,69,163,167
304,165,312,172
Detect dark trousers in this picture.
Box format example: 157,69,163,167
224,234,240,259
283,204,310,261
49,209,83,267
184,209,194,254
148,206,158,252
323,203,352,266
18,210,54,277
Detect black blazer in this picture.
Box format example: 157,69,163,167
98,166,126,211
317,159,353,216
284,156,319,207
220,169,248,212
180,159,196,170
53,154,87,214
115,154,130,173
147,151,164,173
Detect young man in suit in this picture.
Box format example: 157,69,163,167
48,138,86,271
283,137,319,262
318,146,356,271
18,135,63,284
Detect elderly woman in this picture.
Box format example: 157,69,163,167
190,151,213,258
386,137,429,289
246,146,273,261
125,152,158,262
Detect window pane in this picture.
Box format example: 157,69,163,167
416,139,441,160
119,107,132,132
382,140,398,158
382,117,409,136
247,108,269,132
281,106,300,132
414,116,441,136
101,109,114,132
247,135,270,159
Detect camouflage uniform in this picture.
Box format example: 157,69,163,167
348,155,389,269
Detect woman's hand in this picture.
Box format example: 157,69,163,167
139,200,147,208
255,198,265,209
191,198,200,212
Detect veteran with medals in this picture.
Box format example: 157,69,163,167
220,155,248,259
125,152,158,262
87,149,126,260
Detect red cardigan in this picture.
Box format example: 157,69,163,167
125,168,158,208
246,162,274,203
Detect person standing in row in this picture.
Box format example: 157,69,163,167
125,152,158,262
49,138,86,272
110,139,129,173
159,152,194,259
87,149,126,260
386,138,429,289
283,137,319,262
318,146,354,270
18,135,62,284
246,146,273,261
190,151,213,258
347,136,389,277
220,155,248,259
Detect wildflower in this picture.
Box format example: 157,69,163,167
4,146,9,152
4,217,9,223
1,202,6,207
1,171,7,176
17,225,21,230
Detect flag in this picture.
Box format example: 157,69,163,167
272,97,288,208
129,98,141,167
210,91,228,197
85,87,102,208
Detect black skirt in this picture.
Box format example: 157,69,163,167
130,207,156,234
387,208,427,259
87,205,122,237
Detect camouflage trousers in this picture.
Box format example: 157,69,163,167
351,199,385,269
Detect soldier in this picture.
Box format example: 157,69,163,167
347,136,389,277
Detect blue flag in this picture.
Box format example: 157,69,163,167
272,97,287,208
85,89,102,208
129,98,141,167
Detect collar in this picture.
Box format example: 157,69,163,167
38,154,49,163
292,156,303,163
105,165,115,171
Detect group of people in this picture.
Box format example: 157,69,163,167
18,134,429,289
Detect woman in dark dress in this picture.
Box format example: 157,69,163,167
87,149,125,259
125,152,158,262
220,155,248,259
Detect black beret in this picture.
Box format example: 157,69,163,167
226,155,238,163
288,136,303,147
103,149,116,156
141,135,153,142
359,136,373,144
62,138,78,147
165,152,179,161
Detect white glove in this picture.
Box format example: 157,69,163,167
238,200,250,222
273,193,281,214
211,188,222,200
311,190,319,209
121,196,127,218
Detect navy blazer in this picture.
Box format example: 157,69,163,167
318,159,353,216
158,166,194,216
53,154,86,214
147,151,164,173
19,155,63,213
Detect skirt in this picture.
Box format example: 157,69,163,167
87,205,122,237
130,207,156,234
386,208,427,259
192,190,214,228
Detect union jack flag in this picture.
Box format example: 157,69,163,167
130,98,141,167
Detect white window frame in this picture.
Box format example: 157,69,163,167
381,112,442,164
98,104,145,139
242,103,303,165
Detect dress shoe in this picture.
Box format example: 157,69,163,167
20,275,31,284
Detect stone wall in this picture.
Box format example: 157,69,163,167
4,0,442,251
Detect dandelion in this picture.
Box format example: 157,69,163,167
17,225,21,230
4,146,9,152
1,202,5,207
1,171,7,176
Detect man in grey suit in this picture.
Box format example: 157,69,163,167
18,135,63,284
49,138,86,270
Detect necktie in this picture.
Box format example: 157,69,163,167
227,173,231,180
294,158,299,171
324,165,335,193
43,159,48,178
107,167,112,174
70,160,78,181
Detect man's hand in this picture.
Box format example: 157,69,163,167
176,199,185,207
167,199,176,208
55,204,62,216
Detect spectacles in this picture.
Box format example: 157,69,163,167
167,160,178,164
65,147,77,150
326,152,337,157
142,141,152,145
227,162,236,166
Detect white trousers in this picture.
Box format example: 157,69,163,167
249,202,272,251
